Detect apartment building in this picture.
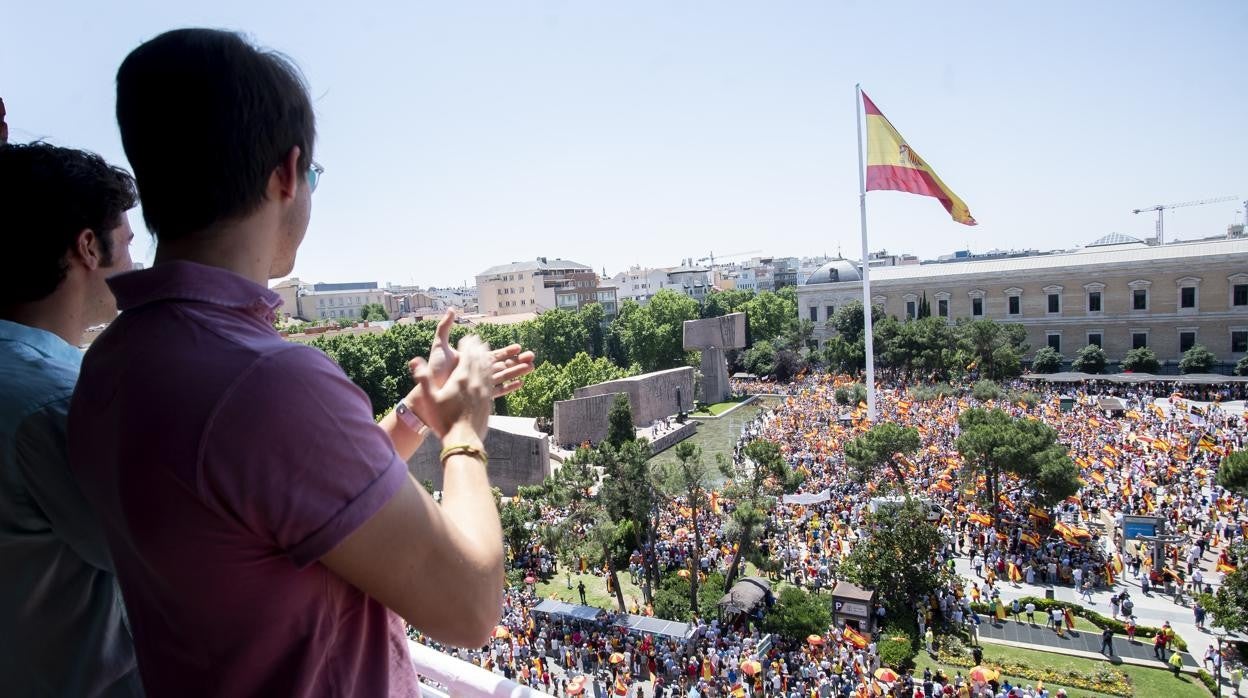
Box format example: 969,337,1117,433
476,257,602,316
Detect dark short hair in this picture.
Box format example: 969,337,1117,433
0,143,137,306
115,28,315,241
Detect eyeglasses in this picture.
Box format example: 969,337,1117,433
307,161,325,193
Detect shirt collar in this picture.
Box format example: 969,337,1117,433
107,260,283,323
0,318,84,366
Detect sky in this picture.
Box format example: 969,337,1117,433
4,1,1247,288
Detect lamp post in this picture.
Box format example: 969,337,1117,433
1214,628,1227,698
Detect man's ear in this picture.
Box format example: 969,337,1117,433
271,145,303,202
73,228,104,271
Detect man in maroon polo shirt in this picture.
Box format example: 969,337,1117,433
68,28,532,696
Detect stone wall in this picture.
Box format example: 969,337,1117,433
573,366,695,426
408,415,549,495
648,421,698,455
552,392,621,448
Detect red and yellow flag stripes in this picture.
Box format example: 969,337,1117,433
862,91,976,226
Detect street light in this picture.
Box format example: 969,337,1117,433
1214,628,1228,698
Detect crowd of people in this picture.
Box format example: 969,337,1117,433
450,370,1248,698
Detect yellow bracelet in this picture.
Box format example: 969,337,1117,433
440,443,488,465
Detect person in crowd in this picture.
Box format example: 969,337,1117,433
0,142,143,695
67,28,533,695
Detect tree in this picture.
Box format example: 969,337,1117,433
599,439,661,604
654,442,725,613
843,423,922,493
580,303,607,358
610,290,699,372
548,452,628,612
955,319,1027,381
1180,344,1218,374
701,289,754,319
879,316,957,380
1217,450,1248,495
741,290,797,344
916,292,931,319
499,498,538,563
1121,346,1160,373
518,309,590,366
358,303,390,322
721,439,802,589
838,499,951,615
607,393,636,449
761,587,829,642
743,340,777,377
955,408,1080,525
1030,346,1063,374
1236,355,1248,376
1201,541,1248,633
1072,344,1107,374
504,352,633,419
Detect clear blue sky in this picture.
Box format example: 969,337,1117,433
4,1,1246,288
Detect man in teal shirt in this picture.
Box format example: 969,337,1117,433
0,142,142,695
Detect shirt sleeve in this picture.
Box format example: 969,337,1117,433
13,396,115,572
200,344,410,567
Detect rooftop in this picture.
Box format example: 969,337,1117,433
478,258,591,277
805,238,1248,285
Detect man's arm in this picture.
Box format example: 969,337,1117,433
321,337,504,647
13,398,115,572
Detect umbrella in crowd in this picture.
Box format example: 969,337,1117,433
873,668,900,683
807,634,825,646
969,666,999,683
492,626,510,640
609,652,625,665
567,677,587,695
740,659,763,676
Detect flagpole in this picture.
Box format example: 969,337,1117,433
855,83,877,422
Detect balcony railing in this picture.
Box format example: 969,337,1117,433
409,640,555,698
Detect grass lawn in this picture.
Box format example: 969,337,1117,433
690,397,750,416
914,642,1209,698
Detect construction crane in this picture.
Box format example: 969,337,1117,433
696,249,762,266
1131,195,1238,245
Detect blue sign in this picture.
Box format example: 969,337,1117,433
1123,520,1157,541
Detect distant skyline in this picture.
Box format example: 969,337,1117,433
4,1,1246,287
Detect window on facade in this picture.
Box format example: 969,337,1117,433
1180,287,1196,309
905,301,916,318
1088,333,1102,348
825,305,835,321
1234,284,1248,307
1047,334,1060,352
1007,296,1020,315
938,299,948,317
1233,331,1248,353
1047,294,1060,313
1088,292,1101,312
972,298,983,316
1132,333,1148,349
808,306,817,322
1133,289,1147,310
1180,331,1196,353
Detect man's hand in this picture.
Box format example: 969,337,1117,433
409,335,495,440
413,309,535,399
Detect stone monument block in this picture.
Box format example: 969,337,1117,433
682,313,746,404
553,392,622,447
408,415,549,495
573,366,694,426
682,312,747,351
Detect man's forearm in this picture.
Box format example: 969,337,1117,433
378,405,427,461
437,426,505,604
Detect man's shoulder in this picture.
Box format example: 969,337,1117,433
0,343,76,424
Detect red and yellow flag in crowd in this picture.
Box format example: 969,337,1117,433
843,626,870,649
862,91,976,225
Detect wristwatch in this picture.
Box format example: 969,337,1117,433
394,399,426,434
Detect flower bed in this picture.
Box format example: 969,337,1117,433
937,645,1134,696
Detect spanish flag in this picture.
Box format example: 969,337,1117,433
862,91,976,225
1028,506,1051,523
1217,561,1237,575
1020,531,1040,547
843,625,870,649
1008,562,1022,583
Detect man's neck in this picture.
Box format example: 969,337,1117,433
153,217,277,285
2,291,85,346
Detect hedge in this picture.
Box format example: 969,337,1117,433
969,596,1187,652
1198,669,1218,694
878,626,917,671
937,647,1133,696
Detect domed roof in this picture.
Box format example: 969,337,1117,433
805,259,861,285
1087,232,1145,248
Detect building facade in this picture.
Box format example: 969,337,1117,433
476,257,594,316
798,237,1248,367
553,271,619,317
